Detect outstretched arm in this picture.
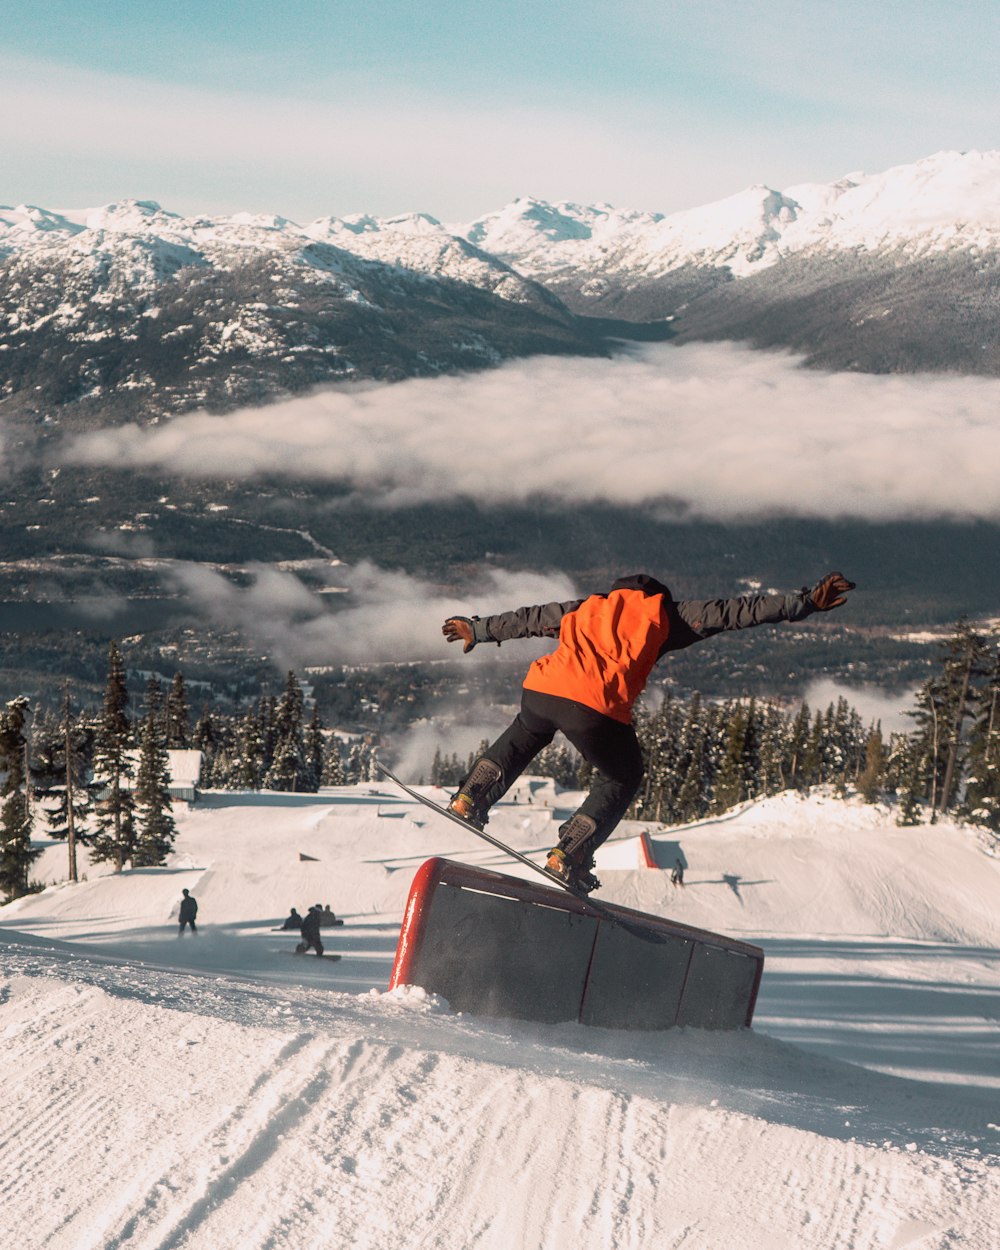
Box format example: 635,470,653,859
670,572,855,649
442,598,585,653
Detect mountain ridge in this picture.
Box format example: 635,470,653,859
3,148,1000,435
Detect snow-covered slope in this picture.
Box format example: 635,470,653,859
0,199,594,428
2,784,998,1248
460,150,1000,281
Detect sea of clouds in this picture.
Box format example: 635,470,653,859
61,342,1000,519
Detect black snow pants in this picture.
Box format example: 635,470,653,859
476,689,645,848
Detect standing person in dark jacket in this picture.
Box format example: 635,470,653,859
177,888,198,935
443,571,855,892
296,905,324,956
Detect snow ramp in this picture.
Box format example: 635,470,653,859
390,857,763,1030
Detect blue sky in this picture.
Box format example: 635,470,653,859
4,0,997,221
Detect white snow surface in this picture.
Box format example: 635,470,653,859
2,783,999,1249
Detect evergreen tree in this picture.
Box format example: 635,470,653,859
785,703,812,791
321,735,346,785
90,641,135,872
712,701,748,814
132,678,177,867
757,701,787,796
960,640,1000,832
165,672,190,748
193,705,219,787
857,725,888,804
263,674,307,791
936,621,990,815
0,698,40,902
304,705,324,792
893,735,924,826
36,686,92,881
231,708,264,789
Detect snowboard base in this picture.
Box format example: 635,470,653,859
376,762,601,897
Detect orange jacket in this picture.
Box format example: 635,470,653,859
463,573,816,723
522,585,670,723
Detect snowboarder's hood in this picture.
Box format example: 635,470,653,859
609,573,673,600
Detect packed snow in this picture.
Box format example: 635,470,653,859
2,781,998,1249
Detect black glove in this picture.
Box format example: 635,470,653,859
807,572,856,612
442,616,476,653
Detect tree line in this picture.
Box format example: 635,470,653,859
2,622,997,903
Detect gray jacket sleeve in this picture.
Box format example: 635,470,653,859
667,590,815,650
470,599,586,646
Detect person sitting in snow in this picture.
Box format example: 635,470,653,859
281,907,303,931
442,571,855,893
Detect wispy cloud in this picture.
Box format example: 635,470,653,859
163,560,577,671
63,343,1000,520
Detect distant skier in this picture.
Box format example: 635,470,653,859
671,859,685,887
295,905,324,956
281,907,303,931
177,888,198,936
443,571,854,892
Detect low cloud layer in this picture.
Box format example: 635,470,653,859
64,343,1000,520
164,560,576,672
802,678,918,735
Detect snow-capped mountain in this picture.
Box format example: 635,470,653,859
453,150,1000,373
2,149,999,432
459,150,1000,282
0,200,595,429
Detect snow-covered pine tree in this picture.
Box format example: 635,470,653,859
264,673,307,791
165,672,190,748
785,702,812,791
892,734,925,826
303,704,324,792
321,735,346,785
230,707,264,789
35,685,92,881
936,620,990,816
712,701,748,814
132,678,177,867
89,641,136,872
0,698,41,902
257,694,278,780
193,705,219,787
959,637,1000,833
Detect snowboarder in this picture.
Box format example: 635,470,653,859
281,907,303,931
295,905,324,956
177,888,198,935
671,858,685,887
443,571,855,892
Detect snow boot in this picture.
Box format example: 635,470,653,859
545,847,601,893
448,757,502,828
545,814,601,892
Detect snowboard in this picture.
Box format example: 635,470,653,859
281,950,342,961
375,761,601,898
